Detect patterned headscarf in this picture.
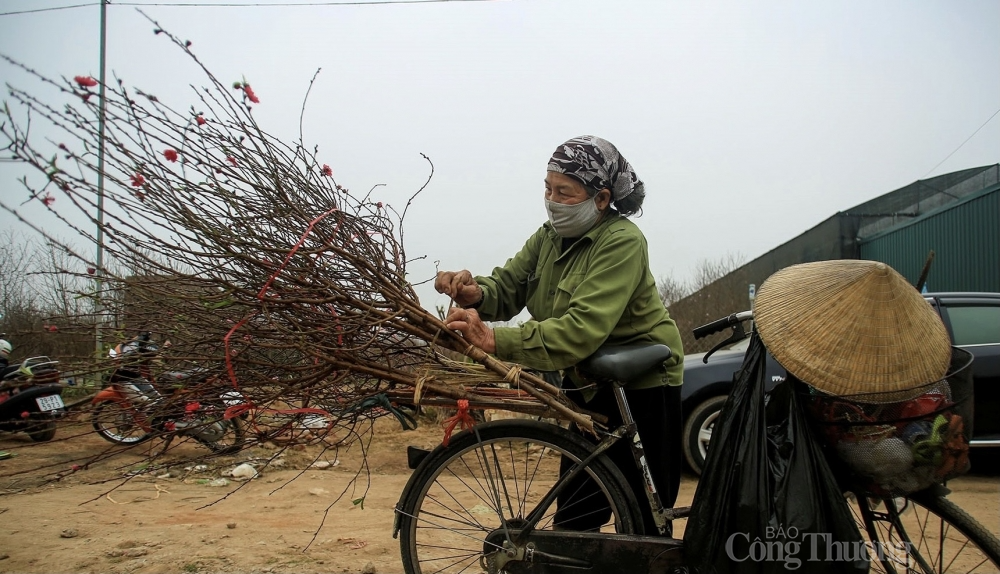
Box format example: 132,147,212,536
547,135,645,206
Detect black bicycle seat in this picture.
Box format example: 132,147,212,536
578,344,673,384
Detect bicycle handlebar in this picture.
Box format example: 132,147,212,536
692,311,753,340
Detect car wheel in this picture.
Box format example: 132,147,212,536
682,395,728,475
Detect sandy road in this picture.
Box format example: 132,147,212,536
0,418,997,574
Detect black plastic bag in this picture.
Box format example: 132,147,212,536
684,333,868,574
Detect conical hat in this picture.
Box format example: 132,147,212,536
754,260,951,396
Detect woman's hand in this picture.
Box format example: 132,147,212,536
445,307,496,353
435,270,483,308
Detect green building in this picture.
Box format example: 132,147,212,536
671,164,1000,352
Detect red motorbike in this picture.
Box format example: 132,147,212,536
91,333,244,454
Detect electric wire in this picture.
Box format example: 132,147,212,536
119,0,501,5
922,106,1000,179
0,3,98,16
0,0,502,17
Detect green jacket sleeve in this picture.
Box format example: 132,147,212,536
474,229,544,322
492,227,646,371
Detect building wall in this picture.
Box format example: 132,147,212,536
668,165,999,354
860,185,1000,293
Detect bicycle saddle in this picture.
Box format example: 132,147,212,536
578,344,672,384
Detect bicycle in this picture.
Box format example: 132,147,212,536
393,311,1000,573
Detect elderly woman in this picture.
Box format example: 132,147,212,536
435,135,684,535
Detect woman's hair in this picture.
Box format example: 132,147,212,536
585,184,644,217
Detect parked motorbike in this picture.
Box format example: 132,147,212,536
92,333,245,454
0,335,65,442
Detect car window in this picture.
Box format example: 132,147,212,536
946,305,1000,346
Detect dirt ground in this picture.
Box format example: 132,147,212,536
0,416,997,574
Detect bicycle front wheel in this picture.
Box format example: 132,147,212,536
852,488,1000,573
395,420,642,574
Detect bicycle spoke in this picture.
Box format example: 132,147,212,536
487,441,517,524
443,453,504,518
852,492,1000,573
415,550,481,574
504,440,523,519
404,509,506,552
416,503,488,532
428,474,490,531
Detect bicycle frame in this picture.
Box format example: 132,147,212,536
454,385,689,574
509,384,675,540
405,384,682,574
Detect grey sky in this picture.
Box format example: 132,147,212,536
2,0,998,317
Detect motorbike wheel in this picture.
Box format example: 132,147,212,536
92,401,153,445
189,405,244,455
26,421,57,442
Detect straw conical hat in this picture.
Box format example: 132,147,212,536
754,260,951,396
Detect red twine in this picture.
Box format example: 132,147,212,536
219,208,344,430
441,399,475,447
224,207,340,388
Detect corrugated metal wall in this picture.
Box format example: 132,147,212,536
860,186,1000,292
669,167,1000,352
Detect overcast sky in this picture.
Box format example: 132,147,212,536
1,0,998,316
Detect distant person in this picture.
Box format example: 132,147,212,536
0,336,11,460
0,336,16,380
0,337,10,369
435,135,684,535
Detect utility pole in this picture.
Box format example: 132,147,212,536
95,0,108,357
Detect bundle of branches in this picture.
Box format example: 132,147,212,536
0,15,595,477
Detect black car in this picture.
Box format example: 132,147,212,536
680,292,1000,474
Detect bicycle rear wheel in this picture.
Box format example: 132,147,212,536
395,420,642,574
851,488,1000,573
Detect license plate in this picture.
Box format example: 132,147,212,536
35,395,65,412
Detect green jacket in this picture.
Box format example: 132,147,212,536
475,212,684,391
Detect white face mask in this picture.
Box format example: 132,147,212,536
545,196,601,238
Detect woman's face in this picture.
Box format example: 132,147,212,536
544,171,611,209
